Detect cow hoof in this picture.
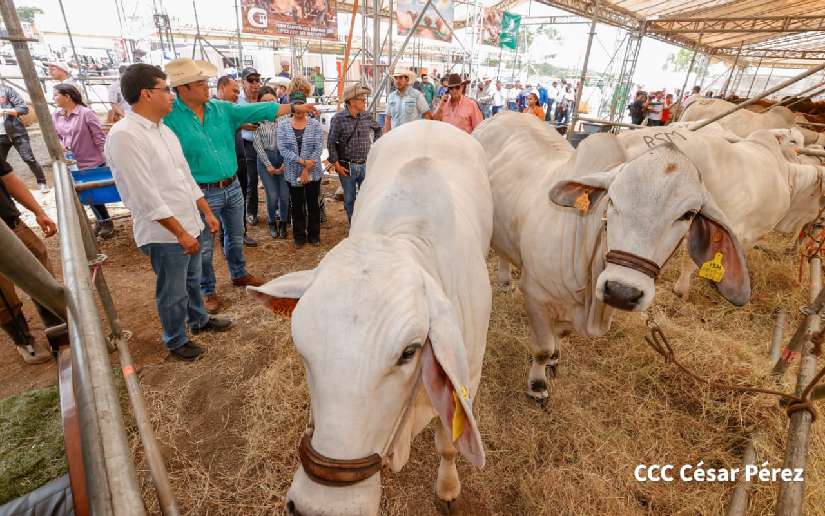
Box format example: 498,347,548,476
497,280,512,292
546,351,560,378
435,497,460,515
526,381,549,407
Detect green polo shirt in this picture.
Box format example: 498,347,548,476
163,97,280,184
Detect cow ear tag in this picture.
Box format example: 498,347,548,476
698,252,725,283
451,385,470,442
574,191,590,214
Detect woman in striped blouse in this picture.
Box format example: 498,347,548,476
276,82,324,248
252,86,288,239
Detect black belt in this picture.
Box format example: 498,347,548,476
198,174,237,190
340,159,366,165
3,217,20,229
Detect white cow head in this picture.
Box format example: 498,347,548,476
775,162,825,235
248,238,484,516
550,142,751,310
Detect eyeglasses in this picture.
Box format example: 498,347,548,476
246,77,261,83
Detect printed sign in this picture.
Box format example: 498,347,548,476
498,11,521,50
396,0,453,42
242,0,338,40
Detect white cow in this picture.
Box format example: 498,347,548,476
249,120,492,516
473,112,750,400
605,125,825,299
679,97,825,145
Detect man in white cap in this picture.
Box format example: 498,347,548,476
384,68,431,133
163,58,317,314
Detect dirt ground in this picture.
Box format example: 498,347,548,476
2,133,825,515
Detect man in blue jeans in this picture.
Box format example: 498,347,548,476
163,58,317,313
106,64,231,361
327,84,381,222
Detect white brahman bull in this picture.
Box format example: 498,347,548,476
606,125,825,299
249,120,492,516
473,112,750,401
678,97,825,145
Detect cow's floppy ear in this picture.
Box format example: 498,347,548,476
688,197,751,306
549,169,619,211
247,270,316,317
420,272,485,468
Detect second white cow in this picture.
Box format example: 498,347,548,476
473,112,750,400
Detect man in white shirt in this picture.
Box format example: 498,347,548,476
492,80,505,115
105,64,231,361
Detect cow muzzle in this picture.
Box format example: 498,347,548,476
597,250,659,311
286,463,381,516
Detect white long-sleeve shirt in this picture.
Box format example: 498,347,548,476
104,111,204,247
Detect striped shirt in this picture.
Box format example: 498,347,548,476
252,119,279,166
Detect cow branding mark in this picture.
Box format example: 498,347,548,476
664,163,678,174
698,252,726,283
642,131,688,148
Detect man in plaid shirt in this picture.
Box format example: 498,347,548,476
328,85,381,222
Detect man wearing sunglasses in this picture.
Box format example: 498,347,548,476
238,67,263,237
432,73,483,135
162,58,317,315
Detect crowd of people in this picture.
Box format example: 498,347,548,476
1,57,708,365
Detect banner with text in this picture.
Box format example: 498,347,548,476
242,0,338,40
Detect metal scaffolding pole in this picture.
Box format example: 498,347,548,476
234,0,244,66
57,0,90,102
720,40,743,97
745,56,763,97
372,0,381,114
568,0,599,141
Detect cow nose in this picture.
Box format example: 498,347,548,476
602,280,644,310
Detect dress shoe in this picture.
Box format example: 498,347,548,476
203,294,220,314
170,341,205,361
191,316,232,335
232,274,265,287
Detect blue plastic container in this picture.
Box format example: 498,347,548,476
70,167,122,205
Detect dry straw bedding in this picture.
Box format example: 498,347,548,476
129,228,825,515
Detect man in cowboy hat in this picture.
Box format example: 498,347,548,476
432,73,483,135
328,84,381,222
384,68,431,133
163,58,317,314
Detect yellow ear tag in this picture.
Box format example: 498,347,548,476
574,191,590,214
698,252,725,283
451,390,467,442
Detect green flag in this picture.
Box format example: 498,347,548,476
498,11,521,50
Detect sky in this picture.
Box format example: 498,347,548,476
22,0,761,92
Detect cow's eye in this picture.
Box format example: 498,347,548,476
678,210,697,222
397,343,421,366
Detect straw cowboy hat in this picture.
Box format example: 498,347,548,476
343,84,371,103
445,73,469,88
392,68,417,82
165,58,217,88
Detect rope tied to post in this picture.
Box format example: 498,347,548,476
797,211,825,283
643,312,825,423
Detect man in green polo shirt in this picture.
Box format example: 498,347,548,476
163,58,317,313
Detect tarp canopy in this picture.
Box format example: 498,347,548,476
526,0,825,68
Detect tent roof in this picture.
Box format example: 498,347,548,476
530,0,825,68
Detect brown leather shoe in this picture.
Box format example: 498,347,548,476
203,294,220,314
232,274,265,287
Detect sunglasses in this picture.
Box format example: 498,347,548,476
448,85,462,91
246,77,261,83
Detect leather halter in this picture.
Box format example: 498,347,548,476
297,354,425,487
605,249,661,279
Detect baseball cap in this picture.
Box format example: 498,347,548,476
241,67,260,80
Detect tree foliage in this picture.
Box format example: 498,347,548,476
16,6,43,23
